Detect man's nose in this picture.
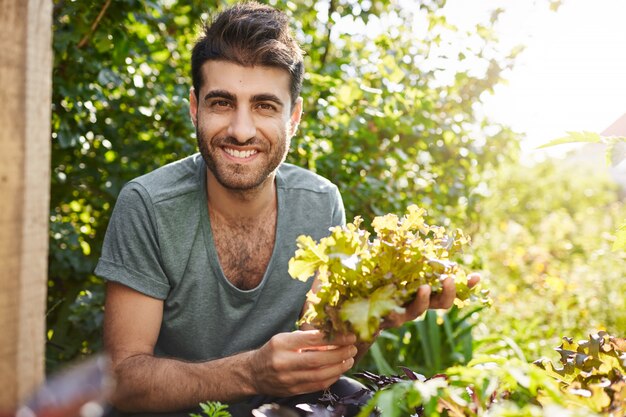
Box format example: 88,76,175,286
227,108,256,143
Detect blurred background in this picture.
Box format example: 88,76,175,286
48,0,625,384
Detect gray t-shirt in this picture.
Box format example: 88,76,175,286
95,153,345,361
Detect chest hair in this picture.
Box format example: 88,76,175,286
210,215,276,290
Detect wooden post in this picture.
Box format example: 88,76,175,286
0,0,52,410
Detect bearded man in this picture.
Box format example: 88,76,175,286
97,3,472,416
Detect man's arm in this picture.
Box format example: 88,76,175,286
104,282,357,412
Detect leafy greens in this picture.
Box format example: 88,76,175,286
289,205,489,341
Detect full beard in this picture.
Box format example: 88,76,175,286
197,128,289,191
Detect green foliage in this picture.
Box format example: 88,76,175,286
191,402,231,417
289,205,486,341
535,332,626,414
291,3,520,227
472,159,626,360
49,0,213,369
539,132,626,252
357,333,626,417
356,357,565,417
357,304,485,377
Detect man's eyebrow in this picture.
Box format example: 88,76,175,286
251,93,284,107
203,90,236,102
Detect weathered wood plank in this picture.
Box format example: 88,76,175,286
0,0,52,409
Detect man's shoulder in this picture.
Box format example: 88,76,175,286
127,153,204,204
277,163,338,194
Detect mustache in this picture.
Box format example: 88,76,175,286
213,136,262,147
195,125,267,150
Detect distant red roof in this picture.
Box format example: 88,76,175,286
602,112,626,136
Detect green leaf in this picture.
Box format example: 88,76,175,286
376,389,401,417
340,285,404,341
195,401,231,417
288,235,328,281
537,131,601,148
368,341,396,375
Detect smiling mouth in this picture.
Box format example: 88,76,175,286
223,147,258,159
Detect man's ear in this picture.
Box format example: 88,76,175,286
189,88,198,127
289,97,303,136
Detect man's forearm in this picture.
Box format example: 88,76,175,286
110,351,257,412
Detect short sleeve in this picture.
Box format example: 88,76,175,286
94,182,170,299
331,185,346,227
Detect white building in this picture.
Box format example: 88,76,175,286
564,112,626,193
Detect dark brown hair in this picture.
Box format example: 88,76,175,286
191,2,304,107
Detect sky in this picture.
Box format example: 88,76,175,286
443,0,626,157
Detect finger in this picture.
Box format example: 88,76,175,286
291,372,344,395
297,344,357,369
291,331,356,353
264,354,354,397
404,284,431,320
430,276,455,309
381,310,402,330
298,322,316,331
263,342,355,382
286,330,327,349
324,332,357,346
296,330,357,347
468,272,481,288
290,356,355,388
381,284,430,329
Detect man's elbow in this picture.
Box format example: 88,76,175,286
106,354,155,413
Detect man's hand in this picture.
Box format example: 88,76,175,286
298,273,481,366
381,273,481,330
250,330,357,397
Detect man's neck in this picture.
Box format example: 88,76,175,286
205,170,277,222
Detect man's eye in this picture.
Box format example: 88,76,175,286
208,99,231,109
257,103,277,111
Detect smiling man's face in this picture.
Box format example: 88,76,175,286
190,60,302,191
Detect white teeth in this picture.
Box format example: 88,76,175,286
224,148,257,159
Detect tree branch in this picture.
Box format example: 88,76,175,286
318,0,337,71
77,0,112,49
